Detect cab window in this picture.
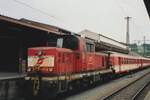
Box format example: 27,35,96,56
47,35,78,50
86,43,95,52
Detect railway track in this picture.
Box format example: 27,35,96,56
132,80,150,100
102,71,150,100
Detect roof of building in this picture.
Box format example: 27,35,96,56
0,15,72,34
78,29,127,49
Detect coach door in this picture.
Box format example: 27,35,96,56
118,57,122,72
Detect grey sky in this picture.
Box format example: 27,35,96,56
0,0,150,43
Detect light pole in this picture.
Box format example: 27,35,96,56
125,16,132,49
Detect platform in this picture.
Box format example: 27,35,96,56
0,72,26,80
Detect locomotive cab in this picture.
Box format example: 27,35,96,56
27,35,81,75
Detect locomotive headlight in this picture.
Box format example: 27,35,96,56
25,77,30,80
27,67,31,72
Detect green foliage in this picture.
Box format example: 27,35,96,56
129,43,150,57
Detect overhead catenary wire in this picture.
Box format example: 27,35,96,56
13,0,61,22
132,19,150,38
112,0,128,16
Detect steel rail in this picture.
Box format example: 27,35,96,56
102,71,150,100
131,80,150,100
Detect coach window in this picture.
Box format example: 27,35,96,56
102,57,104,66
126,58,128,64
127,59,129,64
119,57,121,65
122,58,124,64
128,59,130,64
123,58,125,64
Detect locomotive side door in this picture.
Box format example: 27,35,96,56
73,37,86,72
85,39,95,71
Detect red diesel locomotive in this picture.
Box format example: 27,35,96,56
26,35,150,98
